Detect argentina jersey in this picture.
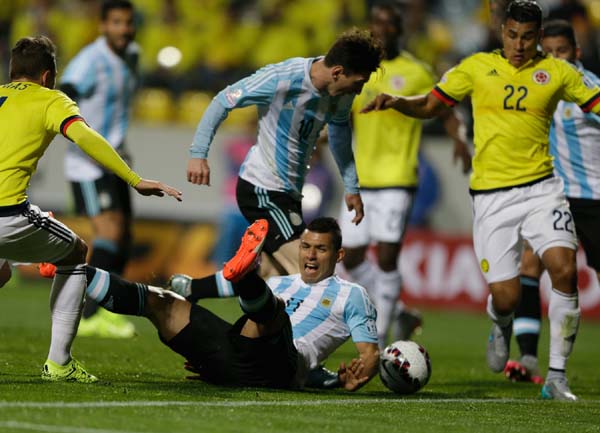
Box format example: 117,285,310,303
267,274,377,371
550,63,600,199
214,57,354,196
61,36,138,181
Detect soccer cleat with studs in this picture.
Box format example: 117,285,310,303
77,309,136,339
41,358,98,383
223,219,268,282
504,356,544,384
541,377,578,401
486,323,512,373
166,273,193,298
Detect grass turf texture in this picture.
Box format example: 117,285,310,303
1,277,599,433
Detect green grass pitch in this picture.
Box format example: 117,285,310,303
1,276,599,433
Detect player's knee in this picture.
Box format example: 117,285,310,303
494,296,519,315
547,261,577,290
376,254,398,272
55,237,88,266
342,247,366,270
490,284,520,314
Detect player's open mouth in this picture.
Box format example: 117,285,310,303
305,263,318,272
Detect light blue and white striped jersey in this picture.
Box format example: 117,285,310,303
190,57,358,197
550,62,600,199
267,273,378,373
60,36,139,181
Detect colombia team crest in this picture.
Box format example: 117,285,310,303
532,69,550,85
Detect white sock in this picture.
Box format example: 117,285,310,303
548,288,580,371
47,264,86,365
345,260,376,294
374,268,402,347
486,294,513,328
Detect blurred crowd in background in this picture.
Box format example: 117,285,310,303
3,0,600,127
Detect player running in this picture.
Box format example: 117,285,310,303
185,29,383,278
362,1,600,400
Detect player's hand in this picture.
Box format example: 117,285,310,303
134,179,183,201
360,93,397,113
453,139,472,174
338,358,369,391
187,158,211,186
345,193,364,225
183,361,203,380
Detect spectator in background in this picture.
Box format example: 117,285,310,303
42,0,140,339
338,1,470,348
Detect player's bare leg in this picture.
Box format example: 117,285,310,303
258,252,287,280
270,239,301,275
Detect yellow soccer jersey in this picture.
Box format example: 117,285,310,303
353,52,435,188
0,82,140,206
433,50,600,192
0,82,82,206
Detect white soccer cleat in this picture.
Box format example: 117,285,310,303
167,273,192,298
541,377,578,401
486,323,512,373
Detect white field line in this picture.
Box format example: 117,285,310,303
0,421,145,433
0,397,597,409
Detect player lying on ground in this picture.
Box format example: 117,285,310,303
82,218,380,390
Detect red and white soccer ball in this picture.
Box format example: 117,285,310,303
379,340,432,394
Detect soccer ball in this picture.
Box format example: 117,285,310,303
379,340,431,394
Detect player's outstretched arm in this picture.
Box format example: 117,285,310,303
65,120,182,201
187,158,211,186
134,179,182,201
362,92,444,119
338,342,379,391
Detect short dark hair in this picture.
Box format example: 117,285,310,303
505,1,542,29
542,19,577,48
101,0,134,20
306,217,342,250
9,36,56,80
324,28,384,76
372,0,404,37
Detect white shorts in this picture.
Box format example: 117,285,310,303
0,203,77,263
473,177,577,283
339,188,415,248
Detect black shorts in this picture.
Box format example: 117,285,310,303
568,197,600,271
70,173,132,217
164,303,298,389
236,177,306,253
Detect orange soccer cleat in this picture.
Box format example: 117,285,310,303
222,219,268,282
39,262,57,278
